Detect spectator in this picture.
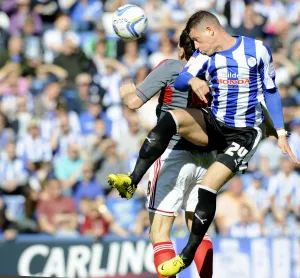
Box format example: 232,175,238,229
253,0,288,37
9,0,43,35
53,143,84,192
70,0,102,31
50,111,82,158
11,95,32,138
79,198,129,238
264,211,287,236
148,35,177,69
16,118,52,188
121,41,146,79
73,162,104,209
278,83,298,123
20,17,43,62
31,63,68,96
224,0,246,29
215,176,261,235
83,22,116,58
0,26,9,50
0,113,15,150
289,118,300,167
99,59,128,110
291,37,300,72
0,141,28,195
116,111,146,158
93,138,128,192
0,198,19,240
53,35,95,89
32,0,60,25
228,203,262,238
73,72,106,114
79,95,112,135
256,137,284,177
232,3,266,39
43,13,79,63
41,99,81,140
106,188,144,234
0,64,32,121
245,172,269,217
0,36,34,76
79,198,109,238
268,157,300,217
37,178,78,235
34,81,62,118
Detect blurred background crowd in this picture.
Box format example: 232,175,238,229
0,0,299,241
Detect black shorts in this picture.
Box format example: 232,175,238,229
202,108,262,172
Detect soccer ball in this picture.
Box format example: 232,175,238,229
112,5,148,41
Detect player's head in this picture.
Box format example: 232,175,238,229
178,29,195,61
186,11,222,56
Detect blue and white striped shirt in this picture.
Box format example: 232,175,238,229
175,36,280,128
0,155,28,188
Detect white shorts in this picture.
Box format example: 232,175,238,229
147,148,214,216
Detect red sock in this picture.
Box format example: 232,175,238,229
193,235,213,278
153,241,176,278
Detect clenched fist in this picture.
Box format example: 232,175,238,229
120,83,136,99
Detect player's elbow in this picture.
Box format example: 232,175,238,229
174,72,193,91
126,95,144,110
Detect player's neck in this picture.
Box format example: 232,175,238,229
216,32,237,52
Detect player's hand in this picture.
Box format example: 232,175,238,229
188,77,210,103
120,83,136,99
277,136,300,165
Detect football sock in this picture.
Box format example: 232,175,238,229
194,236,213,278
153,241,176,278
180,186,217,265
130,112,177,186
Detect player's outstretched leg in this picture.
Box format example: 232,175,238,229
158,162,233,276
108,109,208,198
108,112,177,199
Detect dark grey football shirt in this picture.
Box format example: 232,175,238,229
136,59,207,151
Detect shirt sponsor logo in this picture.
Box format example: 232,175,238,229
217,79,251,85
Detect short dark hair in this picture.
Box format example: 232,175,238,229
186,11,221,34
179,29,195,60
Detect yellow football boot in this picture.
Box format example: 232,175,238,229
107,173,136,200
158,255,186,276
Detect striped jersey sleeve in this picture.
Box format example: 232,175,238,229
174,50,210,91
258,43,276,91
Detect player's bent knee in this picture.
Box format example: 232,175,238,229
171,109,208,146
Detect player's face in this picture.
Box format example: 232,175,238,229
189,27,216,56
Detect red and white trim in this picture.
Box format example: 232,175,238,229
153,242,175,254
148,207,174,215
149,157,161,209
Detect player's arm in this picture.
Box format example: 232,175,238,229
174,51,210,103
121,59,172,110
259,43,300,164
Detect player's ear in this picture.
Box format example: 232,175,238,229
206,26,214,36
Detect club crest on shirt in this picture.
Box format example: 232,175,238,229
247,57,257,67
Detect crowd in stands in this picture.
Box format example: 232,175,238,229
0,0,299,240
